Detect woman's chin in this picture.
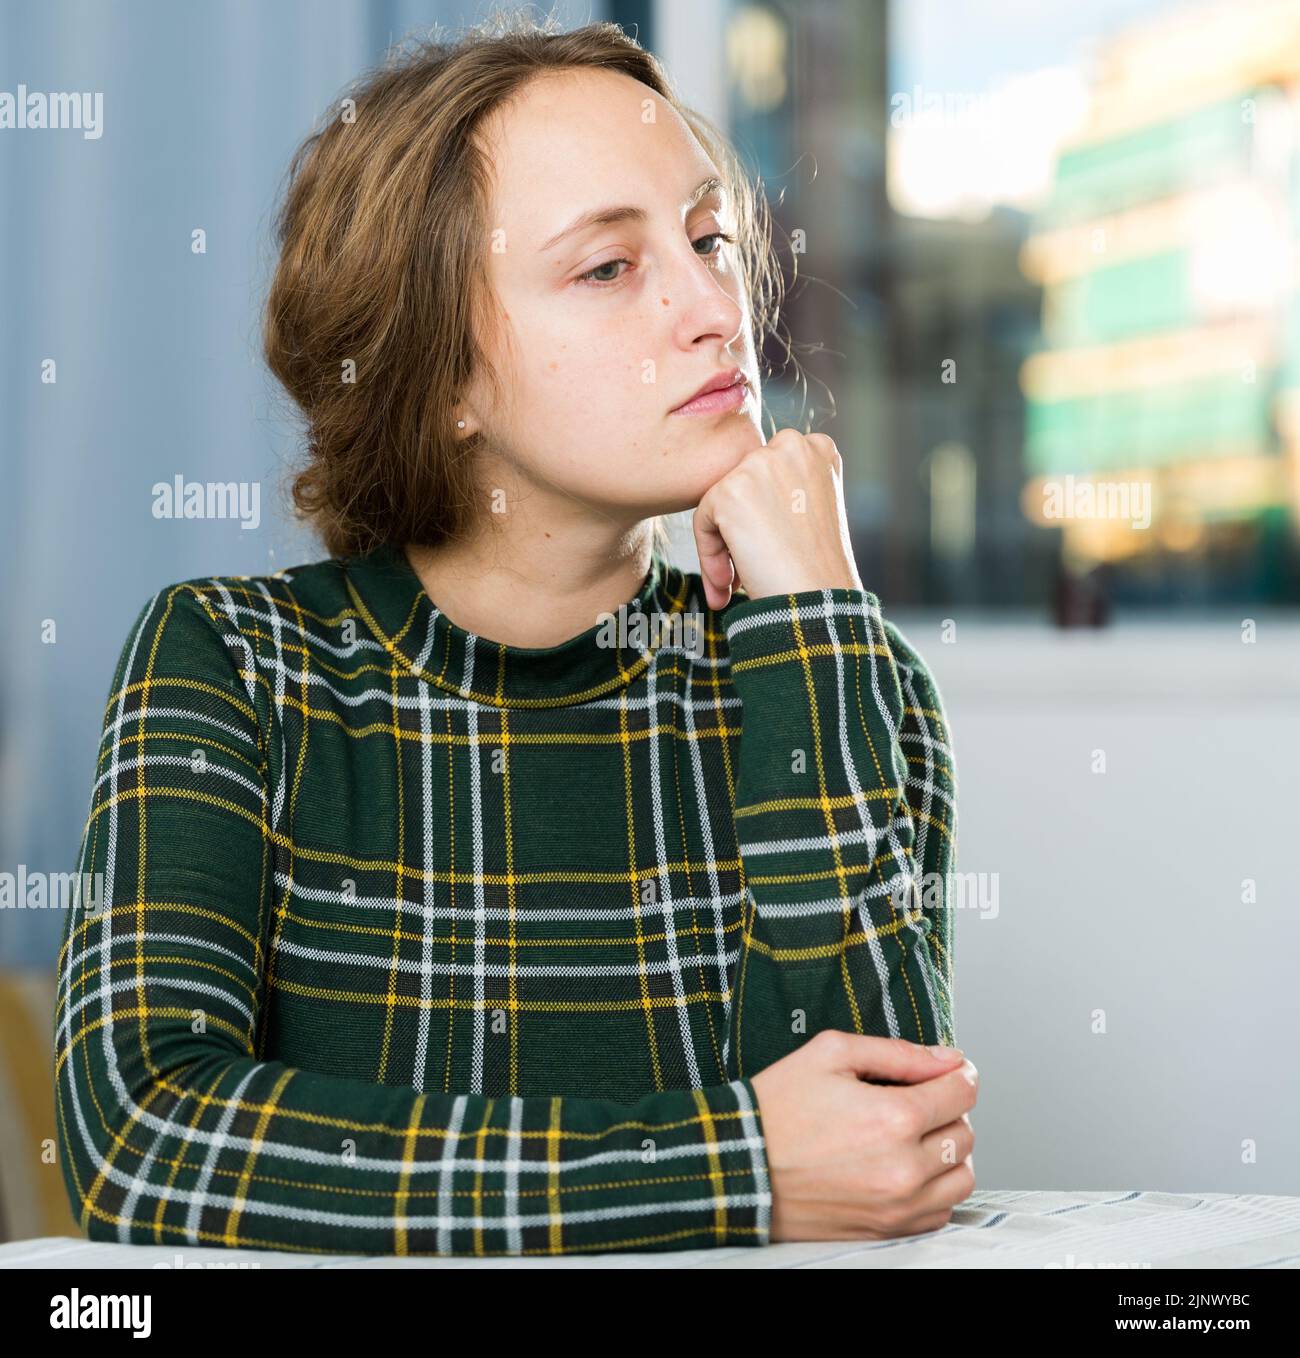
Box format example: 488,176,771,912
662,431,761,505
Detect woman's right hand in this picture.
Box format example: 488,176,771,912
749,1030,978,1243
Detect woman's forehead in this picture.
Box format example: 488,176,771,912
482,73,711,224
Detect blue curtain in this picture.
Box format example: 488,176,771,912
0,0,606,967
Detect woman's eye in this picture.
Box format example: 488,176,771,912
576,257,631,287
694,230,738,260
574,231,739,288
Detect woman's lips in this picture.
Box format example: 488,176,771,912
670,378,749,417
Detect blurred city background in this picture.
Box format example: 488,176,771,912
1,0,1296,1244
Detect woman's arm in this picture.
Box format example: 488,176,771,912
53,586,770,1257
719,584,957,1080
884,617,957,1013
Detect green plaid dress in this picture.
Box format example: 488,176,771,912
53,540,957,1257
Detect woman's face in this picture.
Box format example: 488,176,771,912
462,68,764,523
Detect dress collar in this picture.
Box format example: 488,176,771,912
342,540,694,709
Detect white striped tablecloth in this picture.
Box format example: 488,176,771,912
3,1190,1299,1268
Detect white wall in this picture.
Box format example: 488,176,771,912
886,608,1300,1195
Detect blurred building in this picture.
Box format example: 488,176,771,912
670,0,1050,606
644,0,1300,609
1019,0,1300,605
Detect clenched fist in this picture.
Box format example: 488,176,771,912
692,428,864,611
751,1031,978,1242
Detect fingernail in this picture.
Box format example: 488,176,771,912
929,1044,964,1060
961,1059,979,1084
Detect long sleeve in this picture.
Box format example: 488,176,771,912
720,586,957,1079
52,586,770,1257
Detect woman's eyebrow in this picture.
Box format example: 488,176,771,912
538,175,724,254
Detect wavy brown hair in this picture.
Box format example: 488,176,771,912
263,7,787,561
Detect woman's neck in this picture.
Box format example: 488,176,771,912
403,519,655,650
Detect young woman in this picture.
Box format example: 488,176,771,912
54,15,972,1258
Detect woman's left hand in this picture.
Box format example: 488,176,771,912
692,429,865,611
